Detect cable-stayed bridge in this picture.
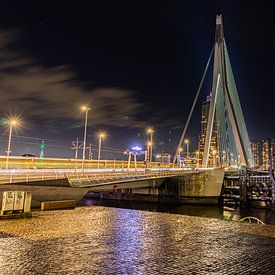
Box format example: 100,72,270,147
175,15,254,169
0,15,274,209
0,15,257,171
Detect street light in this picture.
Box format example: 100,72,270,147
184,139,190,160
97,132,106,168
6,119,19,170
147,128,154,164
81,106,90,171
178,147,183,166
146,141,152,163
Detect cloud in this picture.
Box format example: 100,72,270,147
0,30,146,128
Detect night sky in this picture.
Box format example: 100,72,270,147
0,0,274,159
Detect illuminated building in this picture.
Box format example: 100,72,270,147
250,140,260,168
198,95,219,167
261,138,275,170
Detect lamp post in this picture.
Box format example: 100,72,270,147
97,132,106,168
81,106,90,171
39,141,45,169
147,128,154,165
146,141,152,164
178,147,183,167
6,120,17,170
184,139,189,160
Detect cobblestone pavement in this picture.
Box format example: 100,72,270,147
0,206,274,274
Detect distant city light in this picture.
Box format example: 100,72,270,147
98,132,106,139
5,116,21,128
5,116,21,170
131,146,142,151
81,105,90,111
147,128,154,134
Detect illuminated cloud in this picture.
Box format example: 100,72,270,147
0,30,179,131
0,30,146,128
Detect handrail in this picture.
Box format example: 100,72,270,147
0,168,188,185
240,216,265,224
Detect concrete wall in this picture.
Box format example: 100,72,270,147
0,183,89,208
139,169,225,198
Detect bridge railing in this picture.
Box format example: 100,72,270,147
65,168,190,185
0,171,67,184
0,168,189,185
0,155,180,170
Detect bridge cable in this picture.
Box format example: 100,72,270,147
173,45,214,163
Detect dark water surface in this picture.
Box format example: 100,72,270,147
81,197,275,225
0,206,274,274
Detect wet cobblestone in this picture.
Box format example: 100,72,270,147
0,206,274,274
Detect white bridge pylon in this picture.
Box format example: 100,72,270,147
175,15,254,168
202,15,253,168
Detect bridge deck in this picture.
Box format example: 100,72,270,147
0,168,192,186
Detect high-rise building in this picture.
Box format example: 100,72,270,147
250,140,260,168
261,138,275,170
198,95,219,167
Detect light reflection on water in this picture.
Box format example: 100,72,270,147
0,206,274,274
81,197,275,225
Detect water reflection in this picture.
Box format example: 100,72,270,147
81,197,275,225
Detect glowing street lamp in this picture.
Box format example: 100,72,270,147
147,128,154,164
6,119,19,170
184,139,190,160
97,132,106,168
81,106,90,171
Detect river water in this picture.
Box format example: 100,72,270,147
0,206,274,274
81,198,275,225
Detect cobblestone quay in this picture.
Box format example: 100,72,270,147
0,207,274,274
